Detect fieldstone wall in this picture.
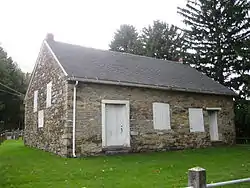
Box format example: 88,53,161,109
24,42,70,156
70,83,235,156
24,43,235,158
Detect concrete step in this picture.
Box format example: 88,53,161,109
211,140,224,146
105,149,130,155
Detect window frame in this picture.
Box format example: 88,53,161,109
188,108,205,132
153,102,171,130
33,90,38,112
38,110,44,128
46,81,52,108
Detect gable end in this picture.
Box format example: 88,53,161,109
24,40,68,101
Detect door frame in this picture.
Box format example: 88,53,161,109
206,108,221,141
101,100,130,148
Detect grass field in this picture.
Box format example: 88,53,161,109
1,140,250,188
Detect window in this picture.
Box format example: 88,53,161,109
189,108,205,132
33,90,38,112
46,81,52,108
153,103,171,130
38,110,44,128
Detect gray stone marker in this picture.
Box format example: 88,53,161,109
188,167,207,188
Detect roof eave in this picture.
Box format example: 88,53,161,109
67,76,237,97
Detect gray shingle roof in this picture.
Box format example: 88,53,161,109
47,39,236,96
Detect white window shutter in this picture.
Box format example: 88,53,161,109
33,90,38,112
46,82,52,108
38,110,44,128
153,103,171,130
189,108,205,132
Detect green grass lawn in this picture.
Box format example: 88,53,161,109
1,141,250,188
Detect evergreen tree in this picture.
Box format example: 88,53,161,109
109,24,142,54
0,46,27,131
178,0,250,99
235,99,250,139
110,21,184,61
178,0,250,138
140,20,184,61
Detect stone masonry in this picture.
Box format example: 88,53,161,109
24,43,70,156
24,42,235,157
68,82,235,157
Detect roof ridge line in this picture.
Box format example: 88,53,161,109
47,39,236,97
50,40,183,65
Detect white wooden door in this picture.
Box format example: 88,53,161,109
105,104,127,146
208,111,219,141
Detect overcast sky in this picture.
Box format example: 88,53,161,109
0,0,186,73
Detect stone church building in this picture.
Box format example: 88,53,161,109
24,34,236,157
